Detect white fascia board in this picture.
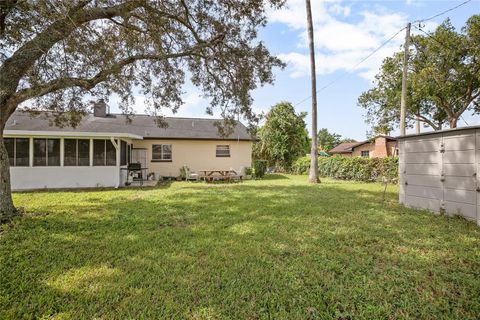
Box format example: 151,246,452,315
3,130,143,140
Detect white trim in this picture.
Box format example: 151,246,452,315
111,137,120,188
89,138,93,167
60,137,64,167
4,130,143,140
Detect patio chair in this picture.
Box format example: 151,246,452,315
227,168,243,182
185,166,199,181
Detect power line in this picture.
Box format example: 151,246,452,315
412,24,459,51
293,0,474,107
412,0,473,24
294,27,406,106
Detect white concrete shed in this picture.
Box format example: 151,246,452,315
398,126,480,226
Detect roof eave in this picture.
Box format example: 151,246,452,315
3,130,144,140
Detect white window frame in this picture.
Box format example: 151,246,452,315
152,144,172,162
216,145,230,157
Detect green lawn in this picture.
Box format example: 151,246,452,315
1,175,479,319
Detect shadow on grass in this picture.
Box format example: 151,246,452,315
1,180,479,319
261,173,289,180
13,180,173,195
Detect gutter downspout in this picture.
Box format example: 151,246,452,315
110,137,120,188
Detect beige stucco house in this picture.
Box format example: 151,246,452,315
4,101,253,190
329,135,398,158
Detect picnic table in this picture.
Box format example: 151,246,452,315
199,169,241,182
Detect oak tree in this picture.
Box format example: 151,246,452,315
0,0,285,222
358,16,480,132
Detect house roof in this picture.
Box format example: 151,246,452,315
348,135,397,149
328,142,358,154
4,111,254,141
329,135,397,154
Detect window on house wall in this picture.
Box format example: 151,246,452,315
152,144,172,161
64,139,90,166
216,145,230,157
33,138,60,166
93,139,117,166
4,138,29,167
361,150,370,158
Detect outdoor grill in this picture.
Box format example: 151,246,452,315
124,162,147,186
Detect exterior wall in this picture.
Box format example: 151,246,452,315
399,129,480,226
131,139,253,178
351,138,397,158
7,135,253,189
387,141,398,156
7,135,131,190
351,143,375,157
11,167,118,190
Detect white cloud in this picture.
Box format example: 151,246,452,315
269,0,433,81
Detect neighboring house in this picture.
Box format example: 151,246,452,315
328,142,358,157
329,135,398,158
4,100,253,190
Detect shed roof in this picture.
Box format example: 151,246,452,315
396,125,480,140
4,111,254,141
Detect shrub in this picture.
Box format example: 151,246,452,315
291,156,310,175
290,156,398,182
253,160,267,178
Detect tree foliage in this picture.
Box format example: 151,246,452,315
358,16,480,131
317,128,355,151
254,102,309,171
0,0,286,221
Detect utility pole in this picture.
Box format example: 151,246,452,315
305,0,319,183
400,22,411,136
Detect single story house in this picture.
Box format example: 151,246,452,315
4,100,253,190
329,135,398,158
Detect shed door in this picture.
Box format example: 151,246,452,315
402,134,443,212
442,130,477,220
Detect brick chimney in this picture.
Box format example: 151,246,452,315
93,99,108,117
374,136,388,158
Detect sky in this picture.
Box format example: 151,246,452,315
110,0,480,141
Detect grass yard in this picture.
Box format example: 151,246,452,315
1,175,480,319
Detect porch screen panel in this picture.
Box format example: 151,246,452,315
47,139,60,166
106,140,116,166
78,140,90,166
16,138,30,166
120,141,127,166
33,139,47,166
65,139,90,166
93,140,106,166
64,139,77,166
5,138,14,166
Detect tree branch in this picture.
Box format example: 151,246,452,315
11,47,212,105
417,114,441,130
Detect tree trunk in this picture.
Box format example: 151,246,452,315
449,117,458,128
0,133,18,223
305,0,319,184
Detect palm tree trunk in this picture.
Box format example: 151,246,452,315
305,0,319,183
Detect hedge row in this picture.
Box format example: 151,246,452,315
291,156,398,182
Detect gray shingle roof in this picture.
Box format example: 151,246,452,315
5,111,253,141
